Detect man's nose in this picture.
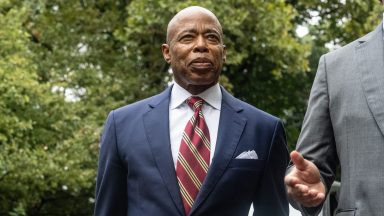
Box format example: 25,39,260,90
193,35,208,52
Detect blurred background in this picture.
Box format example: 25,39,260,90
0,0,383,215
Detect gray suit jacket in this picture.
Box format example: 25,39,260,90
293,23,384,216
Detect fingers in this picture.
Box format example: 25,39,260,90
286,153,327,207
297,189,326,207
285,175,310,198
308,189,325,202
286,183,326,207
284,174,307,189
290,151,307,171
290,151,321,183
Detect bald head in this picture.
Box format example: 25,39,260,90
166,6,223,44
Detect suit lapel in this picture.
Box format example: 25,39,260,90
143,87,185,216
190,87,247,215
357,23,384,137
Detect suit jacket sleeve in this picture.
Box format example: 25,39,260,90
289,55,339,215
94,111,128,216
253,121,289,216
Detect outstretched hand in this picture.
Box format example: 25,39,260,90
285,151,326,207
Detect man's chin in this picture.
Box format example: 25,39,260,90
183,81,218,94
188,78,218,87
188,73,219,84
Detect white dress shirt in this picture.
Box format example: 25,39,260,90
169,82,222,168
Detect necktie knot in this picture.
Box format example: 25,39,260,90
187,96,204,112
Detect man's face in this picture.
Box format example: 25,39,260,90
162,10,226,94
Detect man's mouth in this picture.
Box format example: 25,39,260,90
190,58,213,70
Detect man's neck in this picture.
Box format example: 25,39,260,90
181,83,218,95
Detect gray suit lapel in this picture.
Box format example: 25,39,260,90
357,23,384,136
143,87,185,216
190,87,247,215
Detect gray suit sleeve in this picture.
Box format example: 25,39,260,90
289,55,339,215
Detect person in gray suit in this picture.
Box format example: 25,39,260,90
285,1,384,215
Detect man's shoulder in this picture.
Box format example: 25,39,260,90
222,89,280,124
324,38,359,61
325,23,380,60
112,87,171,117
114,97,152,114
240,99,280,123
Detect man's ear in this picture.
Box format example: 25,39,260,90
222,44,227,63
161,44,171,63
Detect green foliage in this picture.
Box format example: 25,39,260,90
0,2,96,215
1,0,383,214
291,0,384,46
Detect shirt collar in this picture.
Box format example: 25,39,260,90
170,82,222,110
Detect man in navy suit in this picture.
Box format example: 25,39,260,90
94,6,289,216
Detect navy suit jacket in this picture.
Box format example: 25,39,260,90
94,86,289,216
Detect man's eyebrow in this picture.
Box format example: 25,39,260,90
204,29,221,35
178,28,197,35
178,28,221,36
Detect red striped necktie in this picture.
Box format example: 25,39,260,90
176,96,211,215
